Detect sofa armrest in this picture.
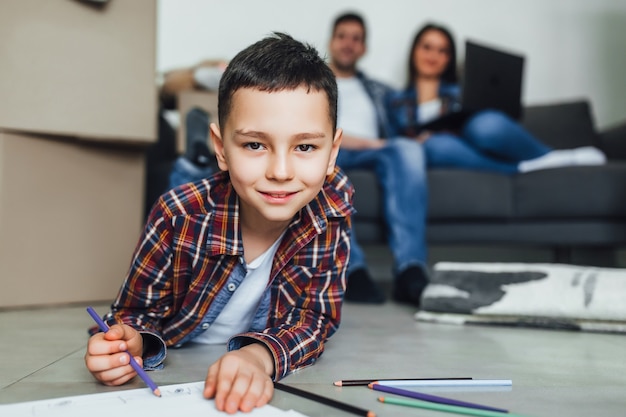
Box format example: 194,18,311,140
599,121,626,161
521,100,598,149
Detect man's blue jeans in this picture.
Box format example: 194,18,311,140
336,138,428,276
169,157,215,189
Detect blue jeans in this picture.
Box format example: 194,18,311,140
169,157,215,189
336,138,428,276
424,110,551,174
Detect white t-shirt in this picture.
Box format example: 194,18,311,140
336,77,379,140
193,235,283,344
418,98,443,124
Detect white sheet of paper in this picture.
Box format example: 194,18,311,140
0,381,309,417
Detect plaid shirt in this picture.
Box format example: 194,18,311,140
101,166,354,380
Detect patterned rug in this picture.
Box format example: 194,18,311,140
416,262,626,334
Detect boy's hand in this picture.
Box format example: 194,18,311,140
204,343,274,414
84,324,144,386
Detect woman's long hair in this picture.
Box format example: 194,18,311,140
406,23,458,88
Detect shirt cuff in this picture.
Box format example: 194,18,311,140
228,333,288,381
140,331,167,370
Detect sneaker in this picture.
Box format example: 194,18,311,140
345,268,386,304
518,146,606,173
185,107,212,166
192,142,213,168
573,146,606,166
393,266,429,307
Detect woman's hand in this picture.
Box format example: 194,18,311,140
416,131,433,143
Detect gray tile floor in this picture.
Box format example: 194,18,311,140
1,297,625,417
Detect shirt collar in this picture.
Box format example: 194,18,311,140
205,167,354,257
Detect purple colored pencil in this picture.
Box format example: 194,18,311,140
368,383,507,413
86,306,161,397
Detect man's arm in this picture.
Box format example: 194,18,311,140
340,133,385,150
159,59,227,109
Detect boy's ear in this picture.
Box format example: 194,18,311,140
210,122,229,171
326,128,343,175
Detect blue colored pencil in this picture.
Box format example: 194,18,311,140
86,306,161,397
369,383,507,413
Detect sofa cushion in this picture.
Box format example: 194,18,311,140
514,162,626,219
428,169,513,220
348,168,515,221
521,100,599,149
348,170,382,220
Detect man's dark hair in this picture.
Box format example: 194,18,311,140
332,12,367,42
218,32,338,132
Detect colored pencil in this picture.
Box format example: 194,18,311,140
379,396,534,417
372,379,512,388
369,383,507,413
333,377,472,387
86,306,161,397
274,382,375,417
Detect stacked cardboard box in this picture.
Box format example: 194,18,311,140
0,0,157,308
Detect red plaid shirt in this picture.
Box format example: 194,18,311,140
102,167,354,380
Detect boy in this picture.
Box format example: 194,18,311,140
85,33,353,414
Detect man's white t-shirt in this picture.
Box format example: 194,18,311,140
193,235,283,344
336,77,379,140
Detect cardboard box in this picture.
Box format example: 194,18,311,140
176,91,219,154
0,0,157,143
0,131,145,308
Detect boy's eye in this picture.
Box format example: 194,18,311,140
296,144,316,152
244,142,264,151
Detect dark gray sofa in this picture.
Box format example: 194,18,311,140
347,100,626,265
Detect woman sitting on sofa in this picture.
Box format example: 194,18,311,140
386,23,605,174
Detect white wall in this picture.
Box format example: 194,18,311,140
158,0,626,129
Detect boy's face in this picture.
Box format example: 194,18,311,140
211,87,342,231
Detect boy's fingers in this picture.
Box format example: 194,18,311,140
105,372,137,387
222,372,253,414
254,378,274,408
101,324,124,341
203,362,219,399
205,350,274,412
87,333,128,356
95,366,137,386
87,354,137,385
213,367,236,411
104,324,138,343
239,374,272,412
85,351,132,373
133,355,143,368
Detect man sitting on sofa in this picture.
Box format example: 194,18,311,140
329,12,429,306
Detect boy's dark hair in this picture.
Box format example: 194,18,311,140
218,32,338,132
332,12,367,42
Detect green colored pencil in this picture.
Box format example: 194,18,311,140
378,396,534,417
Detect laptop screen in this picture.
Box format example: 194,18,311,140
461,41,525,120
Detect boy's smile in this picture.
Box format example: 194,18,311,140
211,86,342,235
